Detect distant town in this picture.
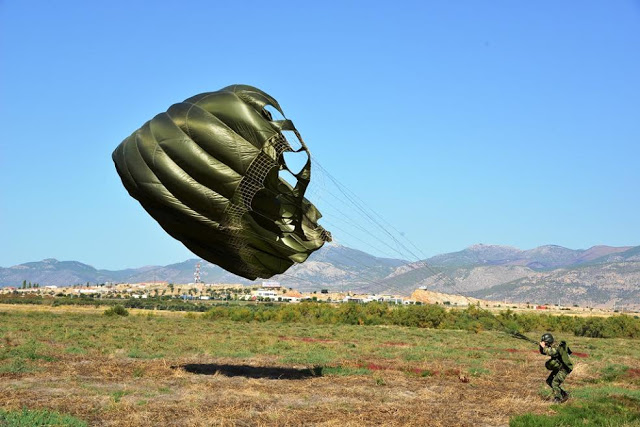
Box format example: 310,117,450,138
0,279,626,315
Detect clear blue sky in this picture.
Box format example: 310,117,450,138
1,1,639,269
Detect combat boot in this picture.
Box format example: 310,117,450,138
560,390,570,403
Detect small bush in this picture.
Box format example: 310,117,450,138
104,305,129,317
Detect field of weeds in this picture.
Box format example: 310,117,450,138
1,304,639,426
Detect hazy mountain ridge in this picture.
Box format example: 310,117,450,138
423,243,633,269
2,243,638,308
0,244,404,291
383,244,640,308
468,262,640,308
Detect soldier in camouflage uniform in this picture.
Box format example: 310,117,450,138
539,333,573,403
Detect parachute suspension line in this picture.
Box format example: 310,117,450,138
166,149,406,295
311,192,385,237
311,159,440,257
278,266,408,298
300,158,454,296
307,185,436,262
220,151,424,294
314,162,475,298
312,158,425,263
314,159,431,261
310,246,411,296
311,198,410,260
311,167,457,296
276,270,336,289
216,204,409,295
314,193,412,258
308,156,478,300
217,149,453,298
319,217,409,261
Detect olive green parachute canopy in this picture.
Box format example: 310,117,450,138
112,84,331,280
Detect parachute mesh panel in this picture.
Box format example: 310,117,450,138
222,134,292,230
218,134,295,278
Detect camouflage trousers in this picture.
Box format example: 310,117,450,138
546,368,569,398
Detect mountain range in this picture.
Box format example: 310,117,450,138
2,243,639,309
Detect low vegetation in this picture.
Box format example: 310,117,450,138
0,304,639,425
103,304,129,317
0,408,87,426
0,294,215,312
4,293,638,339
510,387,640,426
202,302,640,339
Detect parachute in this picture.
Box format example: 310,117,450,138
112,84,331,280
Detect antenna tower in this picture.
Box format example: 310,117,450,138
194,261,202,284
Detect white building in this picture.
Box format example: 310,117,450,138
382,295,404,304
261,281,281,289
256,289,279,300
343,296,365,303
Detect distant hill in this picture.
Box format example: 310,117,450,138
2,243,639,309
382,244,640,309
423,243,633,269
0,244,405,291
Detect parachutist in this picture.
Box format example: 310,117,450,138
539,333,573,403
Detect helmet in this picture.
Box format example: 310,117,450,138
541,333,554,344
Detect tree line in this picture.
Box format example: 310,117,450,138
21,280,40,289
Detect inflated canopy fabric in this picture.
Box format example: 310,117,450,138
112,84,331,280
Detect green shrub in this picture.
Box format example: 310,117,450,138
574,317,606,338
229,307,254,322
391,304,446,328
104,305,129,317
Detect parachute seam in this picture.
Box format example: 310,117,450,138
113,141,140,192
146,118,228,222
133,128,158,185
197,92,270,151
173,103,254,177
183,102,196,139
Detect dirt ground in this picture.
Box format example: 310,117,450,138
0,353,556,426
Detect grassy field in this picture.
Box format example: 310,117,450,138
1,304,639,426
